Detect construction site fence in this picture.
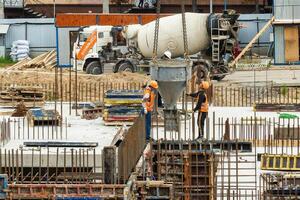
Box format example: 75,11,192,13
152,113,300,155
0,119,10,146
0,117,68,147
1,82,300,108
0,82,145,103
117,116,146,184
0,147,103,184
212,85,300,107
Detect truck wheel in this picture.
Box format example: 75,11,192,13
118,62,135,72
194,64,209,81
91,66,103,75
86,61,101,74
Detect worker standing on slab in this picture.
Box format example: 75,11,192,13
142,80,158,141
187,81,210,140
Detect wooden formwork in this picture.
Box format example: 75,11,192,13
134,181,174,199
151,140,217,200
26,109,61,126
117,116,146,183
7,184,125,199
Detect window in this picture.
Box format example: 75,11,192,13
79,33,91,42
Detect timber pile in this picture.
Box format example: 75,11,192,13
103,90,143,125
0,86,44,107
8,50,56,70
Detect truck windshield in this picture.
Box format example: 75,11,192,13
79,33,91,42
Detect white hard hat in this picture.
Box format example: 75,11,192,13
164,50,172,59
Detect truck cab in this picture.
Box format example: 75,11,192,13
73,25,122,74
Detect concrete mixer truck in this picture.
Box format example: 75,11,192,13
73,10,239,80
116,10,239,80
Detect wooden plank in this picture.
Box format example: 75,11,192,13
229,16,275,68
102,146,116,184
284,26,299,62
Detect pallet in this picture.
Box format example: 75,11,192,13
0,86,44,107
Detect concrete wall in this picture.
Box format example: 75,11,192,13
0,18,56,57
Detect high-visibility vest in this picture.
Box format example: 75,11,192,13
144,87,156,112
200,93,208,112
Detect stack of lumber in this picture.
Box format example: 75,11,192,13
8,50,56,70
0,86,44,107
103,90,143,125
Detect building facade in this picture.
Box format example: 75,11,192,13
273,0,300,64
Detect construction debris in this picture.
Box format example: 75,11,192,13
82,107,103,120
0,86,44,107
11,101,28,117
26,108,61,126
8,50,56,70
103,90,143,125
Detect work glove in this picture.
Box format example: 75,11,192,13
144,107,148,114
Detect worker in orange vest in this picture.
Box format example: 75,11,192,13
187,81,210,139
142,80,158,141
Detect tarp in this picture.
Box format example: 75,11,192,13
279,113,299,119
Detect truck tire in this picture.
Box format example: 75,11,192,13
117,62,135,72
91,66,103,75
86,65,93,74
86,61,102,75
193,64,209,81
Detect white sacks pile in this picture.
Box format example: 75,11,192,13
10,40,30,61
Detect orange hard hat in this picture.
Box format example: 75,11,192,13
149,80,158,89
200,81,209,89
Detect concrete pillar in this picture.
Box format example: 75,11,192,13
103,0,109,14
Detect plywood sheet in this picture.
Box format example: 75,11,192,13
284,26,299,62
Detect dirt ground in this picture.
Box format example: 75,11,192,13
1,64,299,87
0,68,149,84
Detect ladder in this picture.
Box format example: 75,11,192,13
211,17,230,63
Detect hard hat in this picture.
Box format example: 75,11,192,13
200,81,209,90
163,50,172,59
149,80,158,89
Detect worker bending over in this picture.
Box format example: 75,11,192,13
187,81,210,139
142,80,158,141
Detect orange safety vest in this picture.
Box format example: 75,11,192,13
200,93,209,112
144,87,156,112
